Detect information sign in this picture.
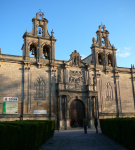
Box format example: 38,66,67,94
3,102,18,114
33,110,47,114
3,97,18,101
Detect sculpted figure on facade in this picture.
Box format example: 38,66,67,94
69,50,81,66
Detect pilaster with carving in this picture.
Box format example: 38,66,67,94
50,65,57,115
23,62,31,114
38,38,42,59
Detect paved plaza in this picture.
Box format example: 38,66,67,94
39,128,127,150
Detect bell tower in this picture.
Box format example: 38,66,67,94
91,25,117,69
22,11,57,63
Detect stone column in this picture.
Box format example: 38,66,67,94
59,95,62,120
52,42,55,60
106,53,108,66
89,97,92,119
86,70,88,85
45,22,47,37
66,96,70,128
88,97,92,128
95,51,98,65
88,70,90,85
66,96,69,119
105,53,107,67
64,67,68,84
65,67,69,83
23,63,30,116
114,51,117,67
25,39,29,59
94,97,96,118
59,95,63,129
34,20,37,36
87,98,88,119
95,96,98,118
38,38,42,59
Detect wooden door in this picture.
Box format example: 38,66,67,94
70,99,85,127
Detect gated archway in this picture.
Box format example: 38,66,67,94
70,99,85,127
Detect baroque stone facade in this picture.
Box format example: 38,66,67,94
0,12,135,129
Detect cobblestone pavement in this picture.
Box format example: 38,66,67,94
39,128,127,150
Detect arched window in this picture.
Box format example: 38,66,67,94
98,53,103,65
43,45,50,59
108,54,113,66
105,82,113,101
34,77,45,100
30,44,37,58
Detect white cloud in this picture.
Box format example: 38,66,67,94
124,47,131,51
117,52,130,57
117,47,131,57
81,54,87,59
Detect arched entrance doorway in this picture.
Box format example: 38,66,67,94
70,99,85,127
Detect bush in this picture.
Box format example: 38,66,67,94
0,120,55,150
100,118,135,150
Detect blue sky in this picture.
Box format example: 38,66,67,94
0,0,135,68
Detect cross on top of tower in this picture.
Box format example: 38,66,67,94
39,9,42,17
101,22,104,29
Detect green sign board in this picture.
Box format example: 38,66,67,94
3,102,18,114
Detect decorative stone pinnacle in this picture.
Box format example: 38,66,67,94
99,25,101,31
92,36,96,44
103,25,106,31
51,29,54,37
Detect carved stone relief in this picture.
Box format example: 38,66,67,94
69,70,84,90
69,71,83,84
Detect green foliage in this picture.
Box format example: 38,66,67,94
100,118,135,150
0,120,55,150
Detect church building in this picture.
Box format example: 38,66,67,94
0,12,135,129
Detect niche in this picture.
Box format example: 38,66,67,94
108,54,113,66
98,53,103,65
43,45,50,59
30,44,37,58
37,26,42,36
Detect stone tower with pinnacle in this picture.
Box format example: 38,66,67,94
21,11,57,66
91,25,117,71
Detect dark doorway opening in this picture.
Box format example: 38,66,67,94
70,99,85,127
